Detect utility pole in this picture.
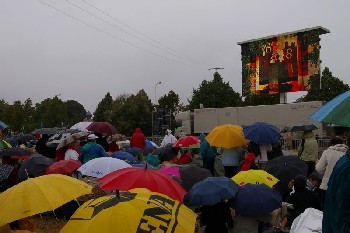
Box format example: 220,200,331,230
209,67,224,73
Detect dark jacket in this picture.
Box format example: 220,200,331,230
200,202,233,233
285,175,321,225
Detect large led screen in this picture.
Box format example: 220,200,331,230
239,28,328,95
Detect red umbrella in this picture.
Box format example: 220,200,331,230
98,167,187,202
173,136,200,148
46,159,81,175
86,122,117,135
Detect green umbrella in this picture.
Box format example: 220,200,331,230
0,121,8,130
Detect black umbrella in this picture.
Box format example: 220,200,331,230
0,147,32,158
290,124,318,132
17,154,54,182
280,126,292,133
0,164,14,182
125,147,144,157
264,156,308,184
179,164,212,191
158,143,180,162
31,128,61,135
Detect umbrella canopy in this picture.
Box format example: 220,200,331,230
86,122,117,135
145,140,157,147
173,136,201,148
184,176,239,206
290,124,318,132
56,131,90,150
70,121,93,131
310,90,350,127
46,129,81,148
232,170,279,188
125,147,144,157
98,167,187,202
264,156,308,184
243,122,282,144
0,147,32,159
17,154,55,182
31,127,61,135
111,151,137,164
78,157,131,178
60,189,196,233
280,126,292,133
158,165,212,191
0,121,9,130
0,174,92,226
0,163,14,182
0,140,11,150
46,159,81,175
205,124,248,149
234,184,282,216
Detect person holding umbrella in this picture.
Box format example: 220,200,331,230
218,146,246,178
64,139,81,160
298,130,319,176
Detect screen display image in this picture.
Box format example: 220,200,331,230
239,27,329,95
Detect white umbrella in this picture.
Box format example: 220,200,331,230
77,157,131,178
70,122,93,131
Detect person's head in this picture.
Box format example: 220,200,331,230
308,172,321,187
69,140,80,150
165,129,171,136
135,128,142,134
330,136,344,146
293,174,307,192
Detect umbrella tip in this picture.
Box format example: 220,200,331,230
116,189,120,199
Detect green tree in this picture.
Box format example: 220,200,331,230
158,90,182,131
243,93,280,106
298,67,350,102
0,99,9,123
64,100,86,127
94,92,113,122
4,100,26,132
111,90,152,136
188,72,242,109
32,96,68,128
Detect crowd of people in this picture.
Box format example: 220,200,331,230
0,126,350,233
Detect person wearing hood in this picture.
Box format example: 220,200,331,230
199,133,217,175
239,153,258,172
298,130,319,176
282,174,321,228
316,136,348,207
130,128,146,150
160,129,177,147
80,134,107,164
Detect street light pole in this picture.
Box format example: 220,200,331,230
152,81,162,141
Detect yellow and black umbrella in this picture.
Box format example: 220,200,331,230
60,188,196,233
232,170,279,188
0,174,92,227
205,124,248,149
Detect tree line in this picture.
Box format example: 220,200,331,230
1,67,348,136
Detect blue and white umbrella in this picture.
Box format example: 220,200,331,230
78,157,131,178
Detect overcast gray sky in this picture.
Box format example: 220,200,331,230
1,0,349,112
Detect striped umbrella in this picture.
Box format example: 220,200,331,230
310,90,350,127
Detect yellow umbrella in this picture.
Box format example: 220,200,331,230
60,188,197,233
205,124,248,149
232,170,279,188
0,174,92,226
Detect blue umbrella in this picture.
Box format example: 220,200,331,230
111,151,137,163
243,122,282,144
0,121,8,130
125,147,144,157
145,140,157,147
184,176,240,206
310,90,350,127
234,184,282,216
